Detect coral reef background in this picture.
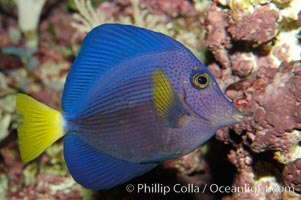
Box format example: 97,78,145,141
0,0,300,199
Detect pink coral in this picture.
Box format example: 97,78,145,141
230,52,255,78
0,53,23,70
220,61,301,153
227,146,252,173
162,149,204,175
141,0,197,17
205,3,232,68
205,3,301,198
227,5,279,45
283,158,301,193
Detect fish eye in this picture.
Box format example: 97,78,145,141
192,73,210,89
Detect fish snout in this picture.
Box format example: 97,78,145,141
211,106,244,129
231,111,244,123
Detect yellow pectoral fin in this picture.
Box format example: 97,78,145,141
151,69,187,128
16,94,64,162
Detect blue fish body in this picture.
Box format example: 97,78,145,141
16,24,242,190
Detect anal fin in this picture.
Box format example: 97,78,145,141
64,133,157,190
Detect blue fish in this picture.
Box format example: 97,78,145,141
16,24,242,189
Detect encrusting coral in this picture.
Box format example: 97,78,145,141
203,0,301,199
283,158,301,193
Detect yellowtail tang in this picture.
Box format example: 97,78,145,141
16,24,243,189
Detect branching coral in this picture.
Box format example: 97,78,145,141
71,0,111,34
70,0,161,34
70,0,208,59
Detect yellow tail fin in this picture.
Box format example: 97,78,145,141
16,94,64,162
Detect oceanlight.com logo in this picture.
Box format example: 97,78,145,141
125,183,295,195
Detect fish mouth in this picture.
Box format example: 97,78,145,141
232,112,244,122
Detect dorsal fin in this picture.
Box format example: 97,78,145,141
62,23,185,113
